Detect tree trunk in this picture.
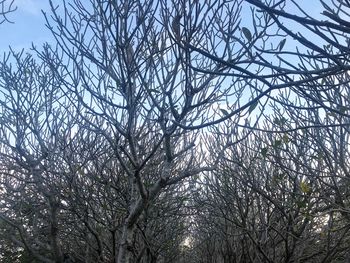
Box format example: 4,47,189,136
49,197,64,263
117,221,136,263
117,164,170,263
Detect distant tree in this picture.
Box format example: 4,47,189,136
0,49,74,263
189,110,350,262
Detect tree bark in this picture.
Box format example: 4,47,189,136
117,222,136,263
117,163,170,262
49,197,64,263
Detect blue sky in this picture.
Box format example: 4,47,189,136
0,0,328,125
0,0,52,52
0,1,323,53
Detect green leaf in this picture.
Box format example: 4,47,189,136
300,181,311,194
273,117,280,125
297,200,307,208
248,100,258,113
220,109,229,116
261,147,268,157
317,152,324,160
328,112,337,118
279,38,286,51
280,117,288,125
242,27,252,41
78,168,84,176
274,139,282,148
311,153,323,161
274,117,287,125
338,105,348,114
282,134,289,143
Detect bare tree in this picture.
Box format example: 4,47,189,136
0,49,71,262
41,0,277,261
0,0,16,24
1,0,350,262
189,108,350,262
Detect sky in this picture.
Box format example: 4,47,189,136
0,0,325,54
0,0,326,117
0,0,52,52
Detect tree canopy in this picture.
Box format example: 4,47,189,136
1,0,350,262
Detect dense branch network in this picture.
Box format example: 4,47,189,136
0,0,350,262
